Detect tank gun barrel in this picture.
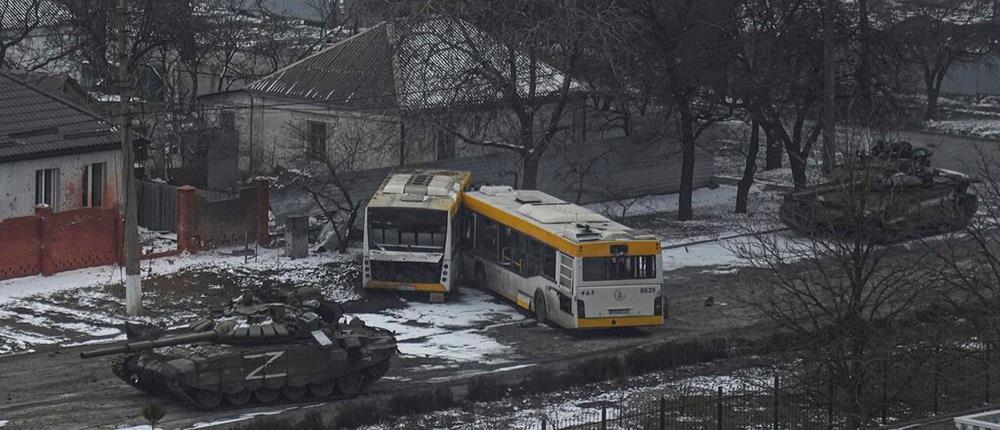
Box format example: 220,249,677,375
80,330,219,358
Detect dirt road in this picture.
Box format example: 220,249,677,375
0,263,756,430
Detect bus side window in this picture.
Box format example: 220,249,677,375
498,226,514,266
524,238,541,276
476,216,498,260
542,244,556,280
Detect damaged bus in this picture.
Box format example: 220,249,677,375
460,186,665,329
363,170,471,301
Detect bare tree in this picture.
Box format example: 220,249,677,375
930,145,1000,345
733,130,950,427
611,0,738,221
893,0,996,121
403,1,593,189
279,116,398,252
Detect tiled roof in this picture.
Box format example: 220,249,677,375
246,17,578,111
0,70,119,163
248,23,397,109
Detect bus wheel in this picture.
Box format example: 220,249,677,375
474,262,486,289
533,290,547,325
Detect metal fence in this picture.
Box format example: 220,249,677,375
136,180,178,232
450,349,1000,430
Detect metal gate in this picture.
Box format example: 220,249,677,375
137,180,178,232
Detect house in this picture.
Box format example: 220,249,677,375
198,17,588,183
0,70,123,219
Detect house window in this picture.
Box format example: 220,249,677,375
35,168,60,210
82,162,106,207
307,120,327,159
220,111,235,131
435,128,455,160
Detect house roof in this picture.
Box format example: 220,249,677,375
244,17,578,111
0,70,119,163
0,0,68,30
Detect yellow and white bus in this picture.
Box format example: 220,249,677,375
459,186,664,329
363,170,471,300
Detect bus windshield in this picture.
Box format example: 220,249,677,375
368,208,448,252
582,255,657,282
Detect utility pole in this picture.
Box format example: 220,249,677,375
821,0,837,176
116,0,142,316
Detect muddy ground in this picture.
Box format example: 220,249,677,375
0,254,761,430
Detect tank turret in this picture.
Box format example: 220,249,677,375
779,140,978,242
79,288,396,409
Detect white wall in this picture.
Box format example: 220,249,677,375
0,149,123,219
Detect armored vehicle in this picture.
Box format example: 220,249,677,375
779,140,978,243
80,287,396,409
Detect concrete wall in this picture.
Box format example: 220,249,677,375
201,93,587,181
0,149,122,219
270,133,715,221
941,55,1000,96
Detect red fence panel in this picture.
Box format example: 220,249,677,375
46,207,121,274
0,215,42,280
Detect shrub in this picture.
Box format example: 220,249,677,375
335,399,383,429
466,376,508,402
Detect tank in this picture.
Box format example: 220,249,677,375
779,140,978,243
80,286,397,409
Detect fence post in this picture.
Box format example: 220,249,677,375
773,374,780,430
601,406,607,430
659,395,666,430
827,371,834,430
881,359,888,424
176,186,197,252
35,205,54,276
541,417,546,430
933,365,940,415
986,345,992,405
255,179,269,245
717,386,723,430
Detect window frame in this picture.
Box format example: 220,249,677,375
82,162,106,208
306,120,327,159
35,168,60,210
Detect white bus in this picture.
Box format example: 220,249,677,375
459,186,664,329
362,170,471,300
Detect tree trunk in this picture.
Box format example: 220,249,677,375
821,0,837,176
857,0,871,108
789,151,808,188
520,150,541,189
187,66,200,111
923,68,945,121
677,101,696,222
764,124,782,170
736,120,760,214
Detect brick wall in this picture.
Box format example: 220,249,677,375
0,206,121,281
0,180,268,281
0,215,42,279
177,180,269,251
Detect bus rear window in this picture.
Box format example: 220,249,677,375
582,255,657,281
368,208,448,251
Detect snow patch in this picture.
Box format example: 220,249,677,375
348,288,525,365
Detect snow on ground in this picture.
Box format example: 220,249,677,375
359,367,778,430
585,185,746,219
925,119,1000,140
347,287,526,365
588,184,791,272
0,247,359,356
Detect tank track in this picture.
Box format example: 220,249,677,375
780,192,978,244
115,356,393,410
